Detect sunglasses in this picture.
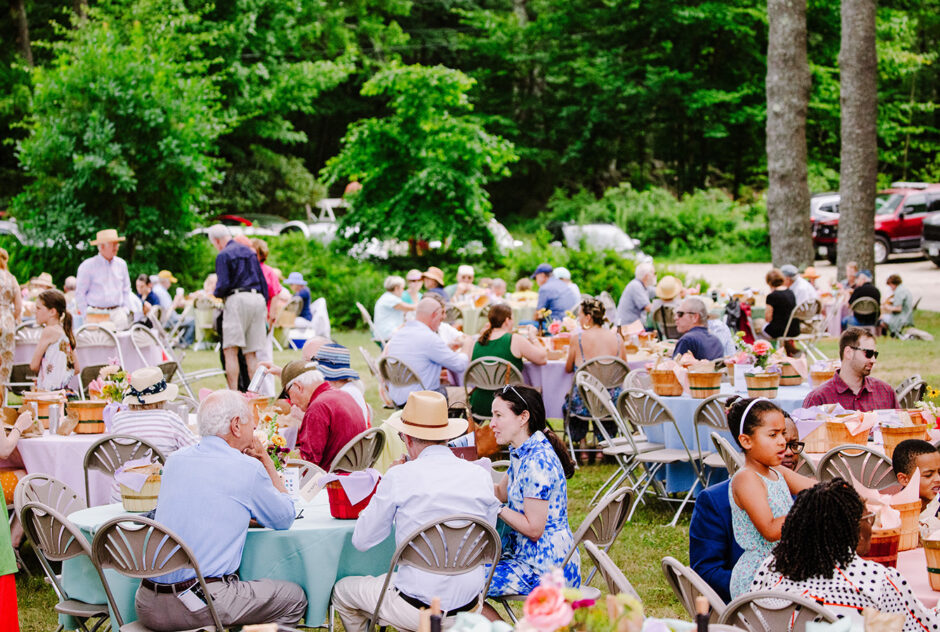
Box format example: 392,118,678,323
785,440,805,455
861,511,876,526
849,346,879,359
500,384,526,408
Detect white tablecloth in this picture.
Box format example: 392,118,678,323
15,433,113,505
897,548,939,608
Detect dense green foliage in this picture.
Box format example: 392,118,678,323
326,63,517,248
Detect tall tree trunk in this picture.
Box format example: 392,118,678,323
73,0,88,21
765,0,812,268
10,0,33,66
837,0,878,279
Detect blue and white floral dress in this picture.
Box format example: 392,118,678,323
488,430,580,596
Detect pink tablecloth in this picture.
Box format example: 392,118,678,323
13,434,114,506
522,360,647,420
897,548,939,608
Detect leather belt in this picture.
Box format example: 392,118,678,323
141,574,233,594
89,305,120,310
395,589,478,616
230,288,260,295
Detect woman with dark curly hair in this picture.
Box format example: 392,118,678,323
563,298,625,460
751,478,940,631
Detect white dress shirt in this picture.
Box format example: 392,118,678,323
790,276,819,307
383,321,469,406
75,254,135,315
351,445,500,610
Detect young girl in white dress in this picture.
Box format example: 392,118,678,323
29,289,78,392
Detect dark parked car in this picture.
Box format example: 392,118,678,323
923,212,940,267
813,182,940,264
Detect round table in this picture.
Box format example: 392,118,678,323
643,382,813,493
61,491,395,628
522,359,649,420
15,433,113,505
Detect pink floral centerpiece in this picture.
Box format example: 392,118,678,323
515,570,644,632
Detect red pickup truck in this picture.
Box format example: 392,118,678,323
812,182,940,264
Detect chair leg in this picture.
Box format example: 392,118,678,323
500,599,519,623
627,463,662,521
668,478,701,527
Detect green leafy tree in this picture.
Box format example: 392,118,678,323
325,63,517,250
12,4,225,264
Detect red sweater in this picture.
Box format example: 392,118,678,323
298,382,368,469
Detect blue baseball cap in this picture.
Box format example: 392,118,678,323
530,263,553,278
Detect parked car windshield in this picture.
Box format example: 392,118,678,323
875,193,904,216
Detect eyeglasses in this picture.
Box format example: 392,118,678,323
861,512,876,526
849,346,879,359
785,440,805,455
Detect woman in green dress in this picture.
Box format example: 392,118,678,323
469,304,547,418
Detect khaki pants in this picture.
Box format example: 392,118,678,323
135,576,306,631
332,574,470,632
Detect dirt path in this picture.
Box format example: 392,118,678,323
671,257,939,312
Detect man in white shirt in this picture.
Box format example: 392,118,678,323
75,228,138,326
383,298,472,406
781,264,819,307
332,391,501,632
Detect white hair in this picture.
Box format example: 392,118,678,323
197,390,252,437
207,224,231,242
682,297,708,324
384,275,405,292
292,368,325,389
457,265,475,277
491,278,506,289
635,262,654,280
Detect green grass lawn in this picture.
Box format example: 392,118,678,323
14,314,940,629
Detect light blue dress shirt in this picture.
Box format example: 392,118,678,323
383,321,469,406
75,254,135,315
536,277,577,321
373,291,405,340
151,436,295,583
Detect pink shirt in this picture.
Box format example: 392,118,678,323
260,263,282,312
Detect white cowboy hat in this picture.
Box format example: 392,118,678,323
122,367,179,406
90,229,126,245
385,391,468,442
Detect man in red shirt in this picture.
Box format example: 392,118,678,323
281,360,368,469
802,327,898,412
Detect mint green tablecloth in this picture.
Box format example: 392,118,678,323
62,490,396,628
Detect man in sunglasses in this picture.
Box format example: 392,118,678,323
671,298,725,361
802,327,898,412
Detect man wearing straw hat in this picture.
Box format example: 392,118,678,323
75,228,137,327
332,390,500,632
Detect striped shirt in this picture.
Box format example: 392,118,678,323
110,408,198,458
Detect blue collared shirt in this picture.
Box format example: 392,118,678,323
151,436,295,583
536,276,577,321
214,240,268,299
383,321,469,406
616,278,650,326
75,254,135,315
673,326,725,361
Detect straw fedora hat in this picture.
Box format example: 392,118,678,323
122,367,179,406
803,266,820,280
656,275,682,300
422,267,445,286
90,229,126,245
385,391,468,441
30,272,55,288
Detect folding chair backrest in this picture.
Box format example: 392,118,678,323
693,394,733,459
14,323,43,345
661,556,726,623
359,346,381,380
583,541,640,600
623,369,652,391
14,473,86,522
83,435,166,503
92,514,225,630
464,356,525,393
652,305,680,340
850,296,880,317
793,455,817,479
19,501,94,601
74,324,124,369
368,515,501,631
618,388,677,429
710,433,744,476
355,301,376,332
329,427,386,473
817,445,895,490
578,356,630,390
781,299,821,339
896,378,927,409
564,486,633,568
286,458,326,488
444,304,464,325
578,373,631,443
895,374,921,396
129,324,167,367
378,356,422,389
719,590,838,631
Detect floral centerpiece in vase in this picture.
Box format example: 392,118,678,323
728,334,781,397
254,413,289,471
87,360,129,402
915,386,940,428
515,570,645,632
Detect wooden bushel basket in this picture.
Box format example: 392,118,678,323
892,500,921,551
120,474,161,512
68,401,108,434
881,425,928,459
925,538,940,590
687,372,721,399
22,392,67,428
810,369,836,388
861,527,900,568
744,373,780,399
779,363,803,386
650,369,683,397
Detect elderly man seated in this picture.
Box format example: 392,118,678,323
281,360,368,469
135,390,306,630
672,298,724,360
332,391,500,632
803,327,898,412
383,298,472,407
532,263,577,321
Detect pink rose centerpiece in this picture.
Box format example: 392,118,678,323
517,570,644,632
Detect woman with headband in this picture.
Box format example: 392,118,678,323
727,396,816,598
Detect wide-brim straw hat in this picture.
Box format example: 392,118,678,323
422,267,445,286
385,391,468,441
656,275,682,300
90,229,126,246
122,367,179,406
30,272,55,288
803,266,820,280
